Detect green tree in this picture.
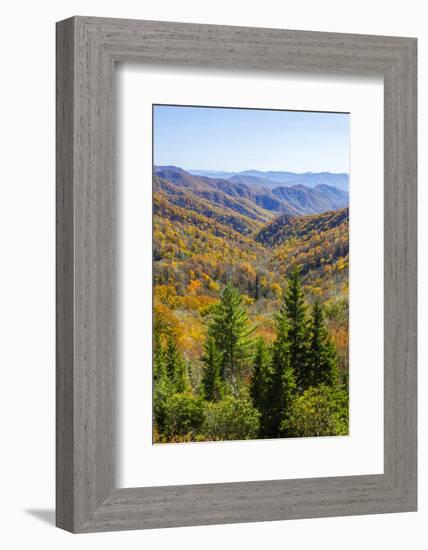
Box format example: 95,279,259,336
250,338,272,435
201,337,224,402
307,302,339,387
163,393,205,440
282,385,348,437
153,328,166,383
284,269,309,391
264,303,296,437
153,329,171,435
165,337,190,393
202,393,260,441
208,282,253,392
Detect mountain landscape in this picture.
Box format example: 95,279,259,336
188,168,349,192
153,165,349,443
154,166,349,219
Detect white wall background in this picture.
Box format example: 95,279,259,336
0,1,424,548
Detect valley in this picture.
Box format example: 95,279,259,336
153,166,349,441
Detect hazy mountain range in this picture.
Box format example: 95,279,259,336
154,166,348,222
187,168,349,192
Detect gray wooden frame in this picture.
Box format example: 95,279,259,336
56,16,417,533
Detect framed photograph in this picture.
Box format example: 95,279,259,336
56,17,417,532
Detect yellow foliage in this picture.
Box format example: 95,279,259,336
176,294,217,312
153,301,181,341
153,284,178,307
208,280,220,292
270,282,282,299
187,279,202,294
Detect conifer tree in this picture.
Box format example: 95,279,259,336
165,336,179,379
208,282,253,393
264,304,296,437
250,338,272,436
255,273,260,300
165,336,190,393
201,337,224,402
153,330,171,435
284,269,309,391
307,302,339,387
153,328,166,382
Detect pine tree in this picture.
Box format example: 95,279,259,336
153,328,166,383
201,337,224,401
165,336,179,379
307,302,339,387
165,336,190,393
284,269,309,391
255,273,260,300
264,304,296,437
250,338,272,436
153,329,171,435
208,282,253,393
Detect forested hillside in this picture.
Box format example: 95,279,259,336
153,166,349,443
155,166,348,216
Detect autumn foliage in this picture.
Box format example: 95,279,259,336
152,174,349,443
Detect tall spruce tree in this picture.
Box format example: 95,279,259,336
201,337,224,402
264,304,296,437
307,302,339,387
153,328,166,382
250,338,272,436
165,336,190,393
284,269,309,391
153,330,172,435
208,282,253,393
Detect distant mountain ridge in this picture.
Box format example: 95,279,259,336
188,168,349,192
154,166,348,221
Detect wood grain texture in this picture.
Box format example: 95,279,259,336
56,16,417,533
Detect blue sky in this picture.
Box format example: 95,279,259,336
153,105,349,174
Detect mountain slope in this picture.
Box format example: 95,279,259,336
255,208,349,285
228,174,281,189
154,175,272,231
255,207,349,247
155,166,348,217
271,185,348,216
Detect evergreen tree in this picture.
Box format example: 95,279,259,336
173,356,191,393
250,338,272,436
201,337,224,402
153,328,166,383
165,336,190,393
153,330,172,435
264,304,296,437
208,282,253,393
255,273,260,300
284,269,309,391
165,336,179,379
307,302,339,387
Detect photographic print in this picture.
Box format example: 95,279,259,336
153,104,349,444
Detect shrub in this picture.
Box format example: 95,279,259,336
283,385,348,437
202,394,260,441
162,393,205,439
